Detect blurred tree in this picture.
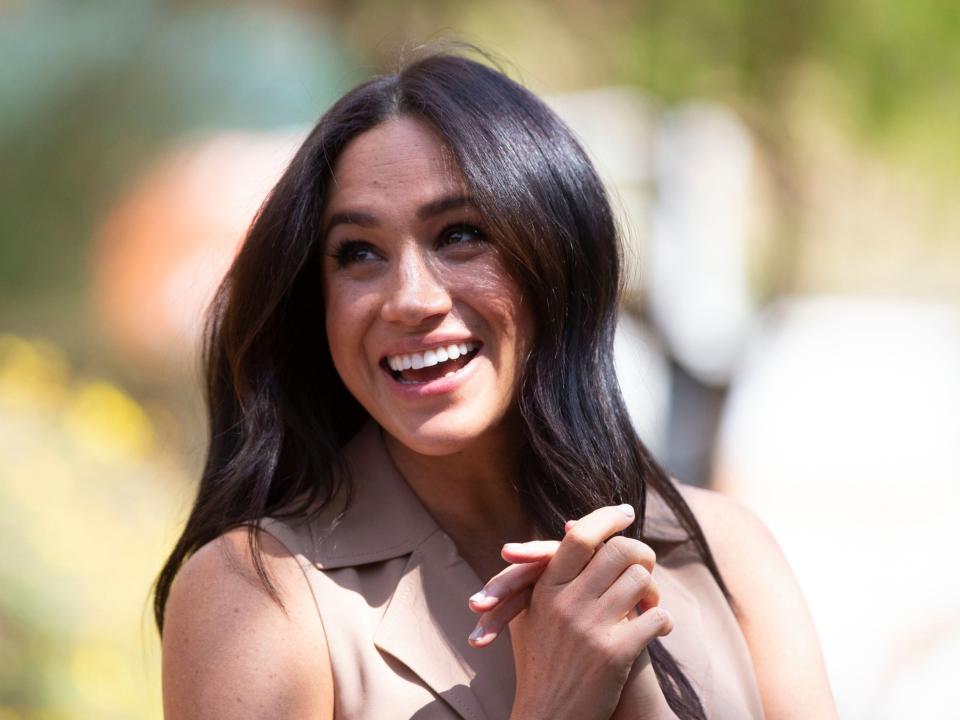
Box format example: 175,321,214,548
321,0,959,142
1,2,958,717
4,0,958,345
0,0,357,346
319,0,960,299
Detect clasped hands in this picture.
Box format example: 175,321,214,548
467,504,677,720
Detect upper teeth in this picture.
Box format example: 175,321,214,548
387,342,478,372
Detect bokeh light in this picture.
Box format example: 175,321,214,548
3,1,958,716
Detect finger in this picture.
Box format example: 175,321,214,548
540,504,636,586
599,564,660,620
468,560,546,612
501,540,560,563
497,525,573,566
576,535,656,599
618,606,673,657
624,593,658,621
468,587,533,648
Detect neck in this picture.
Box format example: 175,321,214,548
382,420,535,581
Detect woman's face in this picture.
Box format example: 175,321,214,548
322,117,533,457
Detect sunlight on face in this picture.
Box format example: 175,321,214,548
322,117,533,457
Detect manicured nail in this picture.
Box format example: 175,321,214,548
503,542,521,552
619,503,635,517
469,589,487,604
469,625,485,642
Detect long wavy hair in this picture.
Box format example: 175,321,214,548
154,47,729,720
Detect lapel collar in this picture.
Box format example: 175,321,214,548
300,421,438,569
305,421,690,565
373,528,516,720
293,421,691,719
302,422,515,719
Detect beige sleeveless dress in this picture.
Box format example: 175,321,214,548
259,422,764,719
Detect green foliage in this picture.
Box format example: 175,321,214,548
0,0,357,315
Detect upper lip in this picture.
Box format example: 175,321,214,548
380,336,480,360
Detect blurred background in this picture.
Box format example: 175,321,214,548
2,0,958,717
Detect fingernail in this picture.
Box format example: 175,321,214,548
469,589,487,604
469,625,485,642
619,503,635,517
503,542,521,552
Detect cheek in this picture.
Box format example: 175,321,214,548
323,292,346,361
460,258,529,334
477,277,533,371
500,283,535,384
323,282,369,380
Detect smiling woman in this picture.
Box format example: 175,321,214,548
322,118,532,458
154,47,836,720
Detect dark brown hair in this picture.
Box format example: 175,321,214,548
154,47,728,720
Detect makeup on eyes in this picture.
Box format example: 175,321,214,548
328,221,488,269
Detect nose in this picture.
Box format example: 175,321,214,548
380,244,452,326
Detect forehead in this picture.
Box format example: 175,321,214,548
324,117,467,215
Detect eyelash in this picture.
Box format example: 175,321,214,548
329,223,487,268
437,223,487,248
330,240,378,268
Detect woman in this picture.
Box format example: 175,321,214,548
155,49,837,719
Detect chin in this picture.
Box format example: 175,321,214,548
380,407,506,458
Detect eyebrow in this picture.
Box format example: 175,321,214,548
416,194,473,220
323,194,475,236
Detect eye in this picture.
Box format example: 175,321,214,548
329,240,381,268
437,223,487,249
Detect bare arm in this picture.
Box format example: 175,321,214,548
679,484,838,720
161,527,334,720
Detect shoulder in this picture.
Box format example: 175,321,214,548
674,482,838,719
675,482,778,576
161,525,334,720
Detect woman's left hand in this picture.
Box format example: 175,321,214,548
468,521,677,719
468,521,661,643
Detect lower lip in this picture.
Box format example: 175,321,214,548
381,350,482,399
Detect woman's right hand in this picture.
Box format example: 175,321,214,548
479,504,673,720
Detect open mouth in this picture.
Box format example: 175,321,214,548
381,341,482,385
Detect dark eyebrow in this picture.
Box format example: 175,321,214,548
323,194,475,237
324,211,379,237
416,194,474,220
